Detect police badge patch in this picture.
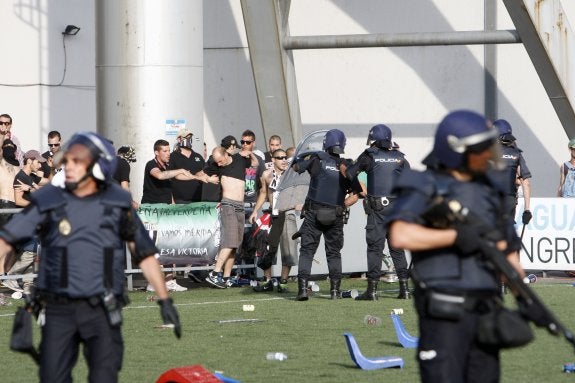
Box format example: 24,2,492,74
58,218,72,236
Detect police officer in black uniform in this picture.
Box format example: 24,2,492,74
0,132,181,383
342,124,410,300
491,119,532,225
292,129,362,301
387,111,524,382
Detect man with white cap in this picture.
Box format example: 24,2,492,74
14,150,49,208
169,128,205,203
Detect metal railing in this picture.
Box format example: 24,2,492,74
1,207,257,291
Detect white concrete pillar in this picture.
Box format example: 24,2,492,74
96,0,203,202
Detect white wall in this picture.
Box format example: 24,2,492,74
0,0,573,198
0,1,96,152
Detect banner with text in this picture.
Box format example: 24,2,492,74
137,203,220,265
516,198,575,270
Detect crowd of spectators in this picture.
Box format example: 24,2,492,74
0,118,297,294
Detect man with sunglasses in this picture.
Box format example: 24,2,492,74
249,149,298,293
236,130,266,267
41,131,62,179
0,114,23,166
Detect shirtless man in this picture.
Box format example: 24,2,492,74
0,136,19,229
249,148,298,293
203,146,258,288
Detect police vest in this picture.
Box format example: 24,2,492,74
32,184,132,298
394,170,503,291
365,147,405,197
307,152,346,207
497,144,522,196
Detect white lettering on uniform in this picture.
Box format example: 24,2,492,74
326,166,338,171
374,158,401,163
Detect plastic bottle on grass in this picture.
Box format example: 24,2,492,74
307,281,320,292
266,352,288,361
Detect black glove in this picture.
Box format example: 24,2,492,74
522,210,532,225
517,297,551,328
453,224,483,255
158,298,181,339
453,219,502,255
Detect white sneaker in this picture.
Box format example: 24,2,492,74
146,283,155,292
1,279,24,293
166,279,188,292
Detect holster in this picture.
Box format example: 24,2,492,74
367,196,393,212
316,208,337,225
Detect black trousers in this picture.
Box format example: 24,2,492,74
40,300,123,383
297,209,343,280
365,201,408,280
414,290,500,383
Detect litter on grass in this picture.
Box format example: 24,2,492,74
215,318,264,324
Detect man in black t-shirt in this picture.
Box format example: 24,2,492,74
141,139,204,204
169,128,205,203
201,135,238,202
113,146,138,208
238,130,266,263
14,150,48,207
41,130,62,179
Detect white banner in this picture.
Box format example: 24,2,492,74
516,198,575,270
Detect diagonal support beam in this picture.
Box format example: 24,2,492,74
240,0,300,147
503,0,575,138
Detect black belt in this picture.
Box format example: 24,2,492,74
307,201,338,210
38,292,101,306
367,196,396,207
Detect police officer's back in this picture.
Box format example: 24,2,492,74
343,124,410,300
490,119,532,226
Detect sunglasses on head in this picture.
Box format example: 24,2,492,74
273,156,287,160
240,140,253,145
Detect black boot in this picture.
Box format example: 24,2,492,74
355,280,378,301
296,277,309,301
397,279,411,299
330,279,341,299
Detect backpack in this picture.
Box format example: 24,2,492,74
561,162,575,197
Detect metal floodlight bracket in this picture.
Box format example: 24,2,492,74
62,25,80,36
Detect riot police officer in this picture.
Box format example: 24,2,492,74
490,119,532,225
342,124,410,300
292,129,362,301
0,132,181,383
387,111,524,382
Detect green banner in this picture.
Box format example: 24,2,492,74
137,203,220,265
